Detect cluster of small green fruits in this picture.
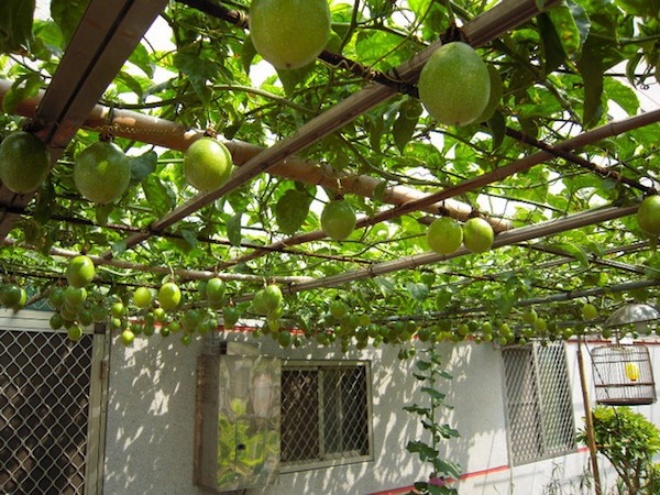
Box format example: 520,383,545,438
36,254,246,346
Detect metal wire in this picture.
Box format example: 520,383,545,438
502,343,576,465
0,329,94,494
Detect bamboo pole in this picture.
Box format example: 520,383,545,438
577,335,603,495
0,239,314,285
284,205,638,293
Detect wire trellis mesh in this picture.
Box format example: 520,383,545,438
0,329,94,495
591,344,656,406
280,363,371,469
502,342,576,465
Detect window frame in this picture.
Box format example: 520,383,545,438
501,342,576,466
279,359,374,473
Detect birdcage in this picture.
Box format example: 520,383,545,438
591,344,656,406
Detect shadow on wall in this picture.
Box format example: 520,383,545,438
101,332,502,495
103,333,206,495
247,339,503,495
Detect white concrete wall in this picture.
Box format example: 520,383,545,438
102,327,660,495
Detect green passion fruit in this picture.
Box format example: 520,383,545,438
183,137,233,192
462,217,494,254
321,200,356,241
426,217,463,255
74,141,131,204
249,0,331,70
0,131,51,194
637,195,660,236
418,42,490,127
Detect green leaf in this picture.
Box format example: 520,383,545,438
277,65,313,96
604,78,639,116
406,440,438,459
227,212,242,247
127,42,154,78
416,360,431,371
374,276,396,296
421,387,446,400
241,34,257,74
3,73,42,114
142,175,175,218
95,204,113,227
577,41,605,128
173,48,219,105
364,113,385,153
404,404,430,415
274,188,313,234
0,0,35,53
547,0,588,58
373,180,388,202
547,241,590,267
393,99,423,154
538,13,566,74
432,458,462,478
487,111,506,151
406,281,429,301
129,150,158,186
413,481,429,491
51,0,89,44
180,229,198,250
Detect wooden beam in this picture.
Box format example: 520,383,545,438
107,0,563,256
0,0,168,238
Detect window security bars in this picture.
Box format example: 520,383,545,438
280,362,372,471
502,342,576,465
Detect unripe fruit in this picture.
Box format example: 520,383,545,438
426,217,463,255
158,282,181,311
74,141,131,204
582,303,598,320
0,131,51,193
321,200,356,241
418,42,490,127
263,284,283,312
120,328,135,346
0,284,23,308
183,137,233,192
249,0,331,69
637,195,660,236
66,255,95,288
133,286,153,309
462,217,494,253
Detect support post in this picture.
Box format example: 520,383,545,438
577,335,602,495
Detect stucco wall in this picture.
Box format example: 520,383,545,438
102,327,660,495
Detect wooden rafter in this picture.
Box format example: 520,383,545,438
0,0,168,238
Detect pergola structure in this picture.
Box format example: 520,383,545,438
0,0,659,345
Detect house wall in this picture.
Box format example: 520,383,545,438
101,325,660,495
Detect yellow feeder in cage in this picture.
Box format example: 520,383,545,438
625,362,640,382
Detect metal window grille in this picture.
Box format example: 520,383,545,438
502,342,576,465
280,361,372,471
1,327,96,494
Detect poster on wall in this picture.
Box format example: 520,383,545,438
215,354,281,491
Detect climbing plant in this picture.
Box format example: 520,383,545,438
0,0,658,349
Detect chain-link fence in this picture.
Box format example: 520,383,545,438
280,362,372,471
0,328,94,494
502,342,576,465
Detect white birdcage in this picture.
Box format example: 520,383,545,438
591,304,658,406
591,344,656,406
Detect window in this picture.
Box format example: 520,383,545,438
280,361,372,471
502,342,576,465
